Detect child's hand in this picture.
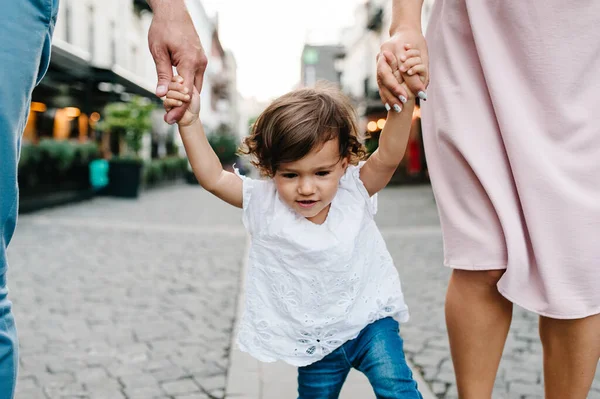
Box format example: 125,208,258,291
398,44,427,86
377,46,427,113
163,75,200,127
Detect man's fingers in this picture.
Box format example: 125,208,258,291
194,66,207,94
164,68,194,124
177,68,196,106
153,49,173,97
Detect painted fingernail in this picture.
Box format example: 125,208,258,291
393,104,402,113
417,91,427,101
385,103,391,112
398,95,407,104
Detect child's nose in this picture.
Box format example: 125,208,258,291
298,178,315,195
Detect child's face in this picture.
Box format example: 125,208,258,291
273,138,348,225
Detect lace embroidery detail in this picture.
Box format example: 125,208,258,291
296,327,343,356
368,297,399,323
271,283,299,312
235,163,409,367
253,320,273,347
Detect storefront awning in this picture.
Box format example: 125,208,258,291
33,40,160,112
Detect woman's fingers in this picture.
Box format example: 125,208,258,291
379,51,409,104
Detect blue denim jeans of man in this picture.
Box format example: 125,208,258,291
297,317,423,399
0,1,59,397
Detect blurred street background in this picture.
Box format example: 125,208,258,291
10,0,600,398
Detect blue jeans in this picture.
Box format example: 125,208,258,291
297,317,423,399
0,0,59,397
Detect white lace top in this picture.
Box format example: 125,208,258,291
234,163,409,367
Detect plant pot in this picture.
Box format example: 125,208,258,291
107,159,143,198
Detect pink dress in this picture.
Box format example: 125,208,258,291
422,0,600,319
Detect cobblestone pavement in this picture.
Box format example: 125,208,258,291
9,185,247,399
6,183,599,399
375,186,600,399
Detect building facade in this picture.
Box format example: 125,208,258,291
25,0,239,160
336,0,435,183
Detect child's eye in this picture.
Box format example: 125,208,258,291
282,173,297,179
316,171,330,176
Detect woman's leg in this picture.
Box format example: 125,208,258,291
540,313,600,399
297,348,351,399
351,318,422,399
445,269,513,398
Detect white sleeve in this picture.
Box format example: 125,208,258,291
341,161,378,216
233,166,274,234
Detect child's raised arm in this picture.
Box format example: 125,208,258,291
360,50,423,196
165,76,243,208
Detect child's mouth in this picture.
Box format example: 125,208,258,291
297,200,317,209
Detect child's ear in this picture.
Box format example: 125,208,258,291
341,156,350,169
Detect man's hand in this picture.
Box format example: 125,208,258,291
163,76,199,128
148,0,207,124
379,29,429,101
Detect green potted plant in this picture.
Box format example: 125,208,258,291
208,124,239,167
100,96,155,198
186,123,239,184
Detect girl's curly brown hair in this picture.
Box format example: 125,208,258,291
238,82,367,177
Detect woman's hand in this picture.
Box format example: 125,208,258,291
377,29,429,108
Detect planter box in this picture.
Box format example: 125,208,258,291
107,159,143,198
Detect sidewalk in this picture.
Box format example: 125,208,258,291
225,243,436,399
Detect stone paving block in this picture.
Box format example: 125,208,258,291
431,381,447,395
196,374,227,392
89,392,127,399
161,378,202,396
14,387,47,399
7,185,600,399
151,366,190,382
77,367,110,385
509,381,543,397
123,386,165,399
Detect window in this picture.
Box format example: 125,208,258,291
110,21,116,65
65,2,72,43
88,5,95,59
131,45,138,71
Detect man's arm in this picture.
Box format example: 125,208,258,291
147,0,208,124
